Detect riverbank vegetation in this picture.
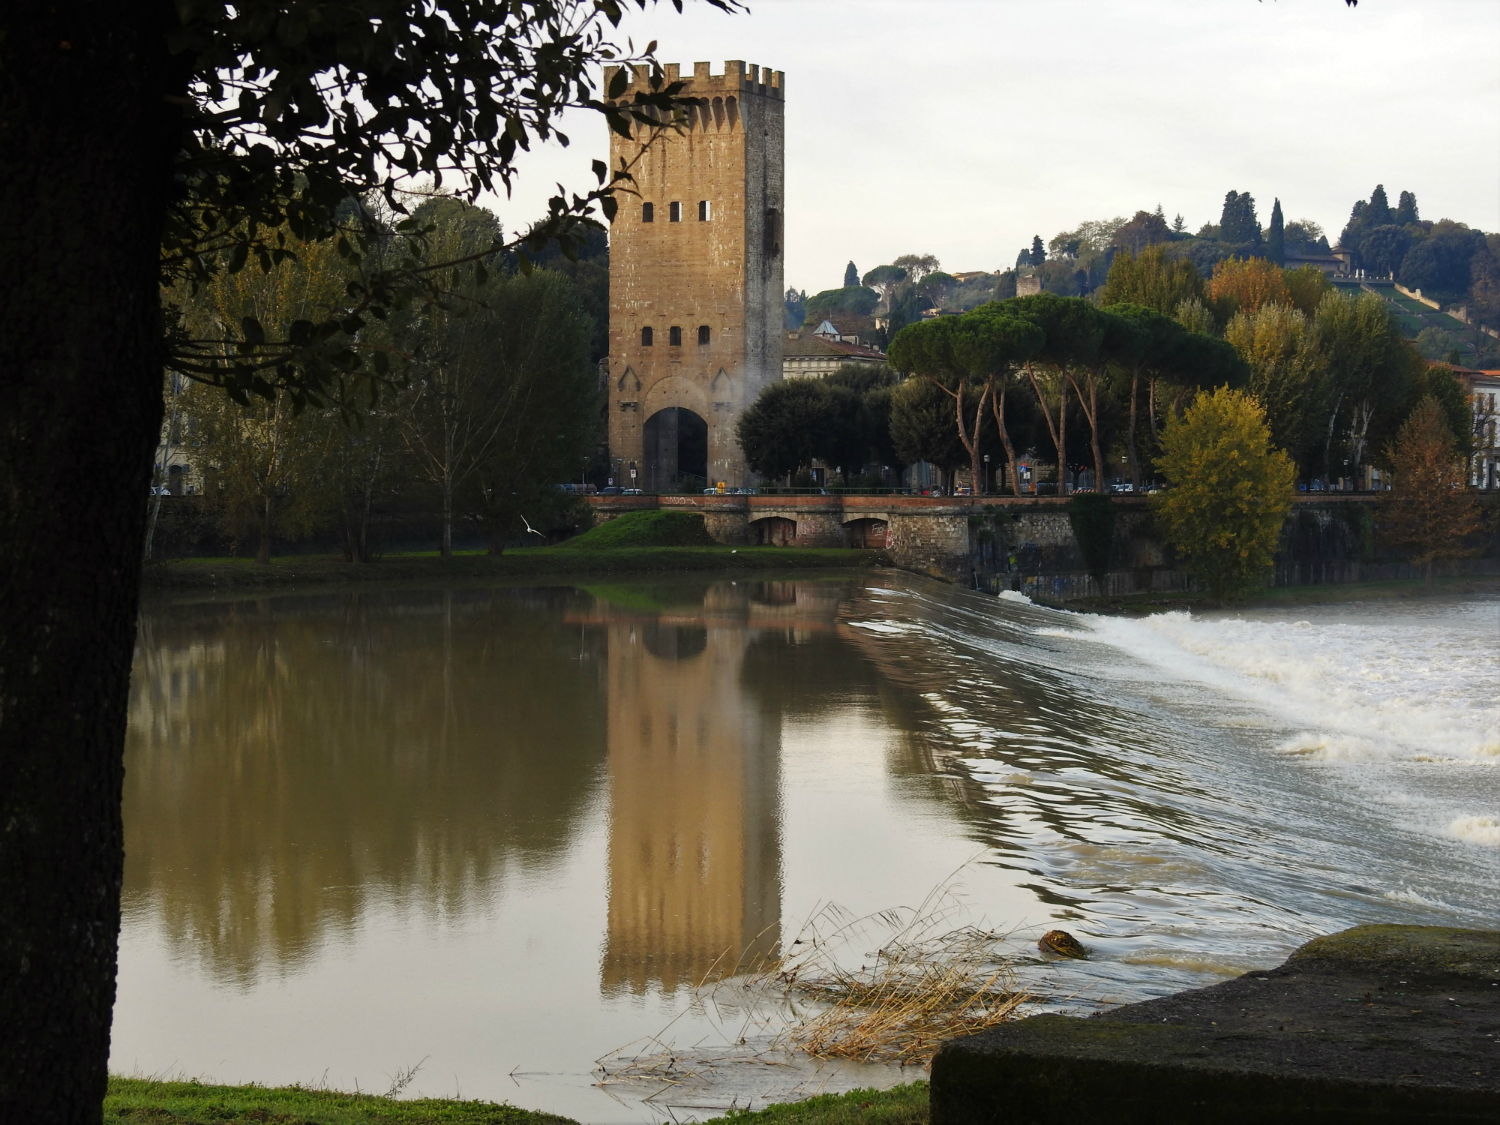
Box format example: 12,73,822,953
141,546,887,591
103,1077,930,1125
152,197,605,565
104,1076,577,1125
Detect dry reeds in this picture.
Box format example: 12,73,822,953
751,887,1030,1066
595,875,1031,1090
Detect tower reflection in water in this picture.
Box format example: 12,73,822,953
598,593,780,995
574,581,843,995
124,579,853,1000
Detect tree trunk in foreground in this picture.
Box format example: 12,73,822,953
1,6,177,1122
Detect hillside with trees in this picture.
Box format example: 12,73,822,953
793,183,1499,367
763,232,1474,502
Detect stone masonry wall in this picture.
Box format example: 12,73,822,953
604,62,784,489
590,494,1500,593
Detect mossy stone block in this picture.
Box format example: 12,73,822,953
931,925,1500,1124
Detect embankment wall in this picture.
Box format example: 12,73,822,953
587,493,1500,596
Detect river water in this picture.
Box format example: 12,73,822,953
114,573,1500,1121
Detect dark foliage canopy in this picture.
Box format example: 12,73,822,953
1399,228,1486,297
1218,190,1261,247
804,285,880,321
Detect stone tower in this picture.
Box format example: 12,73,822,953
604,61,785,491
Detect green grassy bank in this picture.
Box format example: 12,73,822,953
103,1077,929,1125
141,546,887,592
1061,573,1500,616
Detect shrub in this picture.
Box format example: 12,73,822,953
1151,387,1295,602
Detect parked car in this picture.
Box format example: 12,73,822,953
599,486,622,495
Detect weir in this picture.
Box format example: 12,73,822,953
586,493,1500,594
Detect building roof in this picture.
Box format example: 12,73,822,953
783,331,885,361
814,311,878,339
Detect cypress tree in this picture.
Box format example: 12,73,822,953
1268,198,1285,266
844,260,859,288
1367,184,1393,227
1030,235,1046,264
1396,190,1419,226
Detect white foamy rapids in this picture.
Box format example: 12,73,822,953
1042,601,1500,764
1450,815,1500,847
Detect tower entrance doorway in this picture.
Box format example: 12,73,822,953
642,407,708,492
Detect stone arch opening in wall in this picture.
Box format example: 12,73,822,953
725,96,739,130
750,517,796,546
641,407,708,492
843,518,889,550
711,97,725,130
642,622,708,661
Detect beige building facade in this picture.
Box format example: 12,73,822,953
605,61,785,491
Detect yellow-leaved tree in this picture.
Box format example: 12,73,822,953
1153,387,1296,603
1208,256,1291,318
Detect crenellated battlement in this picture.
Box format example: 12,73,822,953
603,60,785,101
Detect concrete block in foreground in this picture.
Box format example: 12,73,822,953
931,925,1499,1124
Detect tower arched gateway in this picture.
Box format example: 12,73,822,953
605,61,785,490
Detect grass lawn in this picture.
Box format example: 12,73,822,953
141,546,888,591
103,1077,929,1125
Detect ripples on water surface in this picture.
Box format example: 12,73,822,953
116,575,1499,1121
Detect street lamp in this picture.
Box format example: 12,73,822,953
983,453,990,495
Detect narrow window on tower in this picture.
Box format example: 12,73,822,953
669,326,683,346
698,200,710,221
642,202,654,223
669,201,682,222
641,326,653,346
698,325,711,345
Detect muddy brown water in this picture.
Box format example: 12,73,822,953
114,574,1499,1121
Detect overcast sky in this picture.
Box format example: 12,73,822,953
482,0,1500,295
